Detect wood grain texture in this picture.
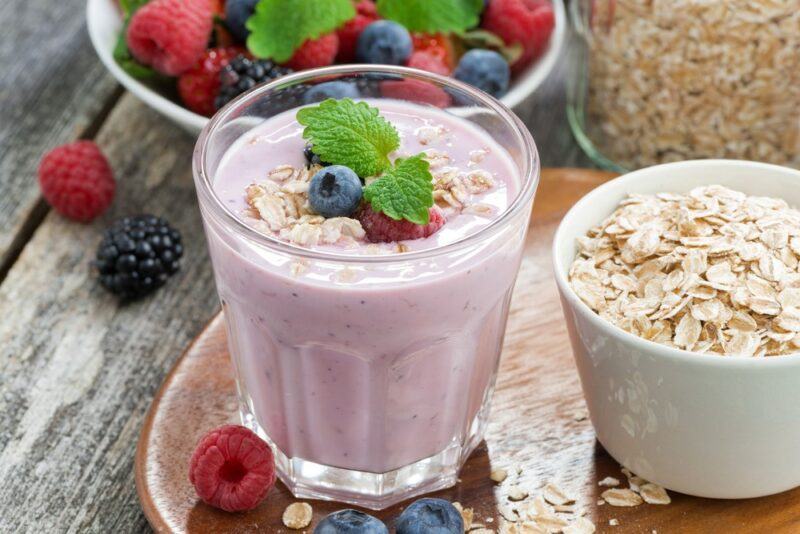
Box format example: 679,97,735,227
136,169,800,534
0,0,119,272
0,95,219,533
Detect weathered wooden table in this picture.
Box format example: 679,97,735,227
13,1,798,533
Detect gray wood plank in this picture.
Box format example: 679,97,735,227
0,0,119,273
0,95,218,533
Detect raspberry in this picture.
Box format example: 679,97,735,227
189,425,276,512
407,51,450,75
336,0,380,63
411,33,456,70
357,205,445,243
285,33,339,70
482,0,555,72
178,47,243,116
126,0,215,76
38,142,115,223
380,79,452,108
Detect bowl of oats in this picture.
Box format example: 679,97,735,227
553,159,800,499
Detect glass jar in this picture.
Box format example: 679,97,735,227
568,0,800,172
193,66,540,509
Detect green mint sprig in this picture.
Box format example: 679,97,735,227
364,155,434,225
297,99,400,178
297,99,435,225
376,0,484,34
247,0,355,62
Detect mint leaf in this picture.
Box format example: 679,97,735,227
376,0,483,33
297,99,400,178
247,0,355,62
364,154,434,225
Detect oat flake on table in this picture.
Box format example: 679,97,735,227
570,185,800,357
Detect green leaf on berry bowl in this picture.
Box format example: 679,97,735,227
86,0,566,136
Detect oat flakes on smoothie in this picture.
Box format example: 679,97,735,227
570,185,800,357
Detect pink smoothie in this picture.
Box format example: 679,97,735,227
202,100,531,475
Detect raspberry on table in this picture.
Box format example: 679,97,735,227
189,425,276,512
336,0,380,63
93,215,183,300
482,0,555,72
126,0,215,76
357,205,446,243
286,33,340,70
38,141,115,223
178,47,244,116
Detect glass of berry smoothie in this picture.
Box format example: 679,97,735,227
193,66,539,509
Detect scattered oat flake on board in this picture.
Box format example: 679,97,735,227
542,482,575,506
572,408,588,422
508,486,529,501
601,488,643,507
639,483,671,504
502,521,547,534
563,517,596,534
598,476,620,487
453,502,474,530
609,518,619,526
282,502,312,529
491,468,509,483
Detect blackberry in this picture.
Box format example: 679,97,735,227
94,215,183,300
214,55,294,110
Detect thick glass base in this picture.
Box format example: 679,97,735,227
239,401,491,510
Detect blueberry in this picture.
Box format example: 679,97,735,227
396,498,463,534
453,49,511,98
225,0,259,42
314,509,388,534
304,81,361,104
356,21,413,65
308,166,363,218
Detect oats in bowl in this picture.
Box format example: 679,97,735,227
569,185,800,357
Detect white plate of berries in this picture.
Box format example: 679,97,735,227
88,0,565,135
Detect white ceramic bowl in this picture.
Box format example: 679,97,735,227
86,0,566,135
553,160,800,499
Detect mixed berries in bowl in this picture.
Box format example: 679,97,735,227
87,0,565,133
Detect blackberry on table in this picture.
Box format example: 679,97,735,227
94,215,183,300
214,55,294,110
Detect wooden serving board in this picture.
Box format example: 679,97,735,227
135,169,800,533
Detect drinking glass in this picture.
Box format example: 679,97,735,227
193,65,539,509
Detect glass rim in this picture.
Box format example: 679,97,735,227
193,64,540,264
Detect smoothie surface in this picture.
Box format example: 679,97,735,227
213,99,522,255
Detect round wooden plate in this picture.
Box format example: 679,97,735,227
135,169,800,533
